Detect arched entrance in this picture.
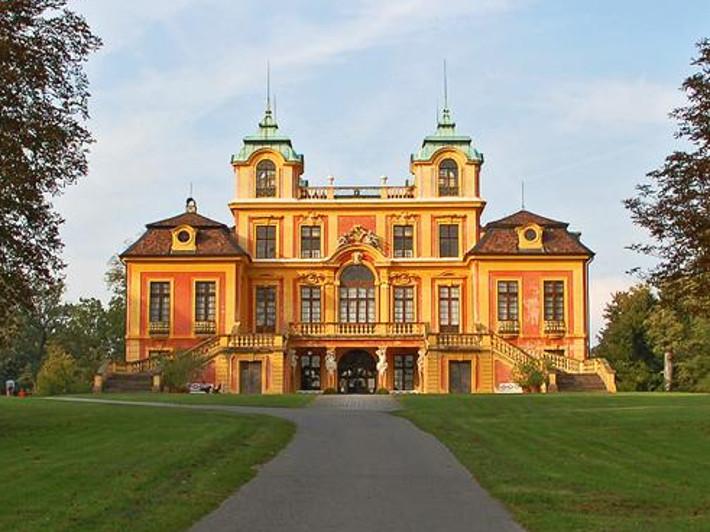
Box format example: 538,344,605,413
338,350,376,394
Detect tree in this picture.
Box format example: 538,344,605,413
35,342,86,395
593,285,662,391
104,255,126,361
625,39,710,314
0,0,101,332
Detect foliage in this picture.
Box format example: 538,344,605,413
593,285,663,391
322,387,337,395
375,387,390,394
0,0,101,332
160,352,204,392
512,359,549,391
625,39,710,314
35,343,87,395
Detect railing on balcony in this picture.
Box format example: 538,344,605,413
288,322,426,338
298,185,415,200
544,320,566,336
430,333,486,349
194,321,216,335
148,321,170,336
496,320,520,336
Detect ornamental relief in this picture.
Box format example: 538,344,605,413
302,211,325,224
391,211,418,224
337,224,381,250
389,272,420,285
296,272,328,285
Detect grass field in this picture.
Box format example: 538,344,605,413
68,392,314,408
0,398,294,531
398,393,710,532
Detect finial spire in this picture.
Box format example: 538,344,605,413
521,180,526,209
443,59,448,109
266,60,271,112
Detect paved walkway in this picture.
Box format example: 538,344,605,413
50,396,522,531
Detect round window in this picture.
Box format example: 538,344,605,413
177,230,191,243
524,228,537,241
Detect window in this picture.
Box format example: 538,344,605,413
255,286,276,332
394,355,415,391
256,160,276,197
300,225,321,258
544,281,565,321
195,281,216,322
339,265,376,323
438,285,460,332
438,159,459,196
439,224,459,257
497,281,519,321
300,286,321,323
393,225,414,258
300,354,321,390
149,282,170,323
255,225,276,258
393,286,415,323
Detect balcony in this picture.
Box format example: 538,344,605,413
496,320,520,337
194,320,216,335
544,320,567,337
288,322,426,339
429,332,486,350
298,185,415,200
148,321,170,336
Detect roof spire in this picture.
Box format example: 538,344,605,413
443,59,448,109
521,180,526,209
258,60,278,135
266,60,271,112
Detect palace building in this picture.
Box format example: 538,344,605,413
115,99,616,395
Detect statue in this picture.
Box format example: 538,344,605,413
325,349,337,375
288,349,298,369
417,348,426,392
376,347,388,388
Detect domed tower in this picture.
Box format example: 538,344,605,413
410,105,484,199
230,100,304,200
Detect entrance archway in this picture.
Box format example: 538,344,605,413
338,350,376,394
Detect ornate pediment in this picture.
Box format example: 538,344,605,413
337,225,381,250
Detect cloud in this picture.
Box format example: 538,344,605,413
547,79,683,129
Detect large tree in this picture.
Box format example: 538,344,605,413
625,39,710,313
0,0,101,327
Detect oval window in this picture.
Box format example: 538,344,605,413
177,230,191,243
524,228,537,241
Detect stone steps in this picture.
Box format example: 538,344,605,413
556,372,606,392
103,373,152,393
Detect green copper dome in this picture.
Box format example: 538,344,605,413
231,105,303,164
411,107,484,163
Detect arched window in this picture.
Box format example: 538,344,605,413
339,265,376,323
438,159,459,196
255,160,276,197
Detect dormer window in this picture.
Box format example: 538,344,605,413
438,159,459,196
516,224,543,251
171,224,196,252
256,160,276,197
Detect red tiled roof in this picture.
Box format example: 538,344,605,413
467,210,593,257
121,211,246,258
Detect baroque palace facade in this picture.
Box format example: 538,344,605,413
117,101,616,394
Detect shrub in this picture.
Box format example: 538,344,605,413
375,388,390,395
512,358,551,392
322,387,337,395
160,352,204,392
35,344,88,395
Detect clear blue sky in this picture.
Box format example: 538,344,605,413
61,0,709,340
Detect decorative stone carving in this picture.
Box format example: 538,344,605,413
376,347,388,376
297,272,326,285
417,348,426,392
325,349,337,375
352,251,363,265
288,349,298,369
393,211,417,224
337,224,381,250
389,272,419,286
303,211,325,224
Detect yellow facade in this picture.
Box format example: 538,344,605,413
120,102,615,394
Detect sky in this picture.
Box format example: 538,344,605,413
60,0,709,342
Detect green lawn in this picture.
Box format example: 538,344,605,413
398,393,710,532
0,398,294,531
69,392,314,408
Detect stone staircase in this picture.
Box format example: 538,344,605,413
102,372,152,393
555,372,607,392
